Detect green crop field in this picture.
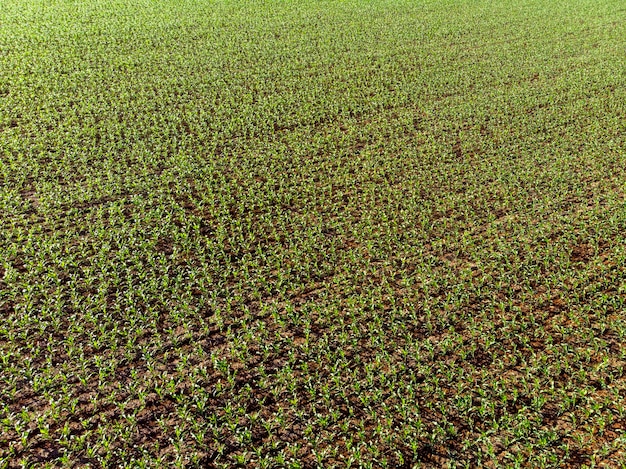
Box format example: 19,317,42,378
1,0,626,467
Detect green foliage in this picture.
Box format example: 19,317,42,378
1,0,625,467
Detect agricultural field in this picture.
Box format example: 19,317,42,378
1,0,626,467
